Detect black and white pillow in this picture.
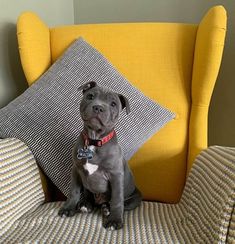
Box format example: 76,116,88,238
0,38,175,197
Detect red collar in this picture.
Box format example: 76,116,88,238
82,130,116,147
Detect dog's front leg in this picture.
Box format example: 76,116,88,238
77,188,95,213
103,172,124,230
58,165,82,217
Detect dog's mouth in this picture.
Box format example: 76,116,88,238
82,116,106,131
83,116,104,125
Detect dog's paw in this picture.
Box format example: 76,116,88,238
58,207,76,217
78,200,94,213
101,203,110,217
103,216,123,230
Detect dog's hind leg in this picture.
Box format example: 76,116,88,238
124,187,142,211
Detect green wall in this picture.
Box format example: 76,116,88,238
74,0,235,147
0,0,74,107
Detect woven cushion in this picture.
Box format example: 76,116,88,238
0,38,174,197
0,138,44,236
1,145,235,243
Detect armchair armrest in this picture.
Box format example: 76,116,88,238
0,138,45,236
181,145,235,242
227,207,235,243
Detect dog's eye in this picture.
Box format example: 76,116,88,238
86,94,94,100
111,101,116,107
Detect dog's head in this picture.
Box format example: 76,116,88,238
78,81,130,134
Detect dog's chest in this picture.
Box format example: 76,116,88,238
84,161,98,175
83,146,98,175
78,146,110,193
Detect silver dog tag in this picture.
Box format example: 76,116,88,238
77,148,93,160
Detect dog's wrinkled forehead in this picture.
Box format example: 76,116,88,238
78,82,117,99
88,87,121,108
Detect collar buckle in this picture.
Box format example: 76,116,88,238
97,140,102,147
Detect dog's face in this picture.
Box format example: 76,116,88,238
79,82,130,134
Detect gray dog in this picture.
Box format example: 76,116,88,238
58,81,142,230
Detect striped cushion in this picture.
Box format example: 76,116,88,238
1,143,235,243
0,138,44,237
0,38,174,197
227,207,235,243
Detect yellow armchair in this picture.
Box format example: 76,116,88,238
16,5,226,203
2,5,235,243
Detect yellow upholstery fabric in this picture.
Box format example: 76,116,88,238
188,6,227,175
17,12,51,85
16,6,226,203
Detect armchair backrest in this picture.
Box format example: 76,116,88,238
17,6,226,203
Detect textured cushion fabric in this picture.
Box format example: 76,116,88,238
0,138,45,236
1,145,235,243
0,38,174,199
17,6,227,202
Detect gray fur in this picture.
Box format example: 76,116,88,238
58,82,142,230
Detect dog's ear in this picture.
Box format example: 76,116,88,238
118,94,130,114
78,81,97,94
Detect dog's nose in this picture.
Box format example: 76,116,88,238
93,105,104,113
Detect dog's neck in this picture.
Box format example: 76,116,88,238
83,126,114,140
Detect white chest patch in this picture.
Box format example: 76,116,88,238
84,161,98,175
83,146,97,175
